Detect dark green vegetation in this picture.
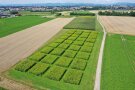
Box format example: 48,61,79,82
19,11,53,16
101,34,135,90
8,29,103,90
70,11,95,16
0,16,53,37
0,87,6,90
64,16,95,30
99,11,135,16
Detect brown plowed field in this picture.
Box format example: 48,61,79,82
99,16,135,35
0,18,74,73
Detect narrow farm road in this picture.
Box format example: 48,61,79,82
0,18,74,73
94,15,107,90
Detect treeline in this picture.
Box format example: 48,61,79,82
98,11,135,16
70,11,95,16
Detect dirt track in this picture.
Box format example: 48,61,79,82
0,18,74,73
99,16,135,35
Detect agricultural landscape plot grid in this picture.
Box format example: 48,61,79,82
14,29,98,85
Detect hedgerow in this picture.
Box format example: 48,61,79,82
68,45,81,51
70,11,95,16
29,62,49,75
76,52,90,60
63,69,83,85
55,57,73,67
40,47,54,54
15,60,36,72
41,54,58,64
71,59,87,70
48,43,59,48
51,48,65,56
29,52,45,61
80,46,93,53
45,66,66,81
63,50,77,58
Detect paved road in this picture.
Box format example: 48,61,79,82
0,18,74,73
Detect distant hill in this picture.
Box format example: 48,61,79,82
0,2,135,7
112,2,135,6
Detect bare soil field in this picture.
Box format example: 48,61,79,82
99,16,135,35
0,18,74,73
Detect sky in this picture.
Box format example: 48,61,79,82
0,0,135,4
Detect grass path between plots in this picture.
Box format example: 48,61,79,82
94,15,106,90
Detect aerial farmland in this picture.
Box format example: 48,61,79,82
0,2,135,90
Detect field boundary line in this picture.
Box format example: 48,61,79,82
94,15,107,90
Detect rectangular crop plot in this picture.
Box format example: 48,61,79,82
45,66,66,81
71,59,87,71
63,69,83,85
57,43,69,49
80,46,92,53
68,45,81,51
83,42,94,47
76,38,86,42
63,50,77,58
40,47,54,54
55,57,73,67
72,41,84,46
67,37,77,41
51,48,65,56
63,40,73,44
29,52,45,61
55,39,65,43
15,60,36,72
64,16,95,30
41,55,58,64
29,62,49,75
48,43,59,48
76,52,90,60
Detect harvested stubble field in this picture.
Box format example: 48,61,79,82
8,29,103,90
64,16,96,30
99,16,135,35
101,34,135,90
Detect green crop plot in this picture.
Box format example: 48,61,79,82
101,34,135,90
64,16,95,30
0,16,53,37
9,29,103,90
